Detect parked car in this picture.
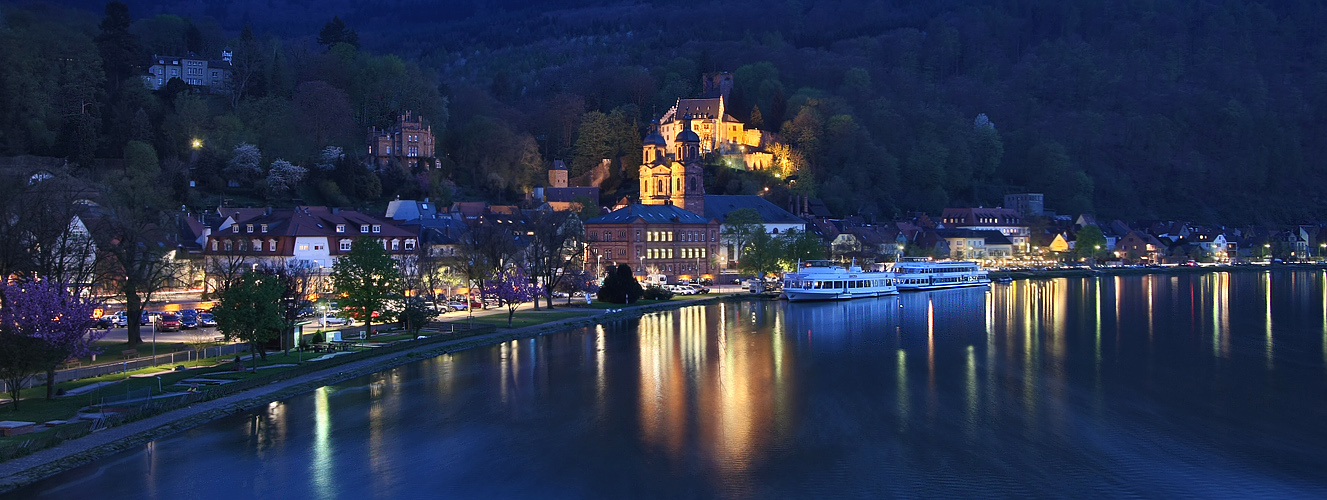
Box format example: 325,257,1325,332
447,301,469,311
180,309,198,329
198,312,217,327
320,316,348,326
94,315,116,329
112,311,128,327
158,313,181,331
139,311,152,326
689,285,710,294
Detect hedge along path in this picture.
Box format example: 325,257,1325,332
0,293,739,494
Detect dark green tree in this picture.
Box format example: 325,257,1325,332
1074,225,1107,262
214,271,285,370
739,229,783,281
95,1,139,95
331,237,403,340
317,16,359,49
778,228,826,268
720,208,763,269
597,264,643,304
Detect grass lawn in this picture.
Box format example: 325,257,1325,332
460,310,596,329
0,350,296,430
66,340,192,366
578,298,674,310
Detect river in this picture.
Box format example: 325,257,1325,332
10,271,1327,498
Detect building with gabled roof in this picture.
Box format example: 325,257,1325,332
202,206,415,271
142,51,232,92
584,203,720,282
367,111,436,170
939,207,1030,254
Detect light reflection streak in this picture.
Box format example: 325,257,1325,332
964,345,977,438
311,387,332,499
1265,273,1274,371
896,349,908,432
595,325,606,420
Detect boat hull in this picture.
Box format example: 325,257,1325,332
785,288,898,302
895,280,992,291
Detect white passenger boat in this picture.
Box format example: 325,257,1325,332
889,258,991,291
781,260,898,302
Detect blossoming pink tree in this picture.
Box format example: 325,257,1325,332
0,279,103,401
482,266,538,327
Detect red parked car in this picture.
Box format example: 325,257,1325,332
158,313,181,332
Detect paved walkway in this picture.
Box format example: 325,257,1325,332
0,294,732,493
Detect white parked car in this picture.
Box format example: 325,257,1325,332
320,316,348,327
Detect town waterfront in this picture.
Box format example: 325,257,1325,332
10,270,1327,498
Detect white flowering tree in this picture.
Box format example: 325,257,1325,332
226,143,263,184
315,146,343,171
266,159,307,194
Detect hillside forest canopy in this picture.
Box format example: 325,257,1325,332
2,0,1325,225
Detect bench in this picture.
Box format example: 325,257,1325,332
60,360,82,370
121,349,139,360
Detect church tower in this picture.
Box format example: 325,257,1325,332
671,115,706,215
639,119,672,205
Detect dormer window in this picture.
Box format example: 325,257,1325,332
260,224,268,233
232,225,239,233
268,240,277,251
246,224,253,233
360,224,369,233
372,225,381,233
336,224,345,233
404,239,415,251
391,239,400,250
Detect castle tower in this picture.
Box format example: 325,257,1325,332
549,160,568,188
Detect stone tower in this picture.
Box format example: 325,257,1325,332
548,160,568,188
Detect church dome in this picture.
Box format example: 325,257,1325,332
644,131,667,146
675,114,702,143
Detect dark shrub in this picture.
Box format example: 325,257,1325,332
642,286,673,300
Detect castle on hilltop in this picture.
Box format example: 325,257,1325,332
656,72,777,171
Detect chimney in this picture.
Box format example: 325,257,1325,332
803,195,809,216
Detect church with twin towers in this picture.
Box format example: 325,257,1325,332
638,72,778,217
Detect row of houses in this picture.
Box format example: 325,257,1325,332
796,204,1327,265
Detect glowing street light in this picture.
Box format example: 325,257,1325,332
191,138,203,149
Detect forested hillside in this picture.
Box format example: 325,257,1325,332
5,0,1326,224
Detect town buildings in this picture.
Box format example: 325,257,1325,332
939,207,1030,255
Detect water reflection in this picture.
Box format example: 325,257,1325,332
635,304,778,495
12,272,1327,499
